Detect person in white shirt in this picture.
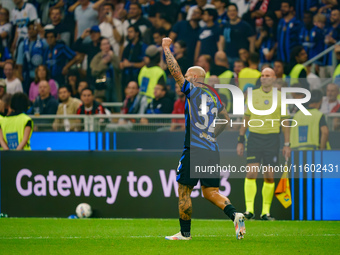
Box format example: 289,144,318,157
99,3,123,56
4,61,23,95
10,0,38,51
320,83,340,114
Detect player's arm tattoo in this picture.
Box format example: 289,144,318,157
178,183,194,220
214,108,230,138
224,199,231,206
164,47,185,88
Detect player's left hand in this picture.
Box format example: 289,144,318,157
282,146,291,159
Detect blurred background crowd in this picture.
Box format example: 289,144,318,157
0,0,340,131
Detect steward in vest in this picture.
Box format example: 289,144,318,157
206,51,234,112
16,21,47,94
238,52,261,92
333,45,340,86
288,45,309,90
138,45,166,103
291,90,330,150
0,93,33,150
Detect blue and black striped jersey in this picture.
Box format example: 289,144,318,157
181,80,224,151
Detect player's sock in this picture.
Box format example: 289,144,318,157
223,204,236,221
261,182,275,216
244,178,257,214
179,218,191,237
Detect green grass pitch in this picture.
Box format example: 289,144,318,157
1,218,340,254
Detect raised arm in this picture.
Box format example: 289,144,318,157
162,37,185,88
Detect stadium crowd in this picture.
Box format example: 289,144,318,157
0,0,340,131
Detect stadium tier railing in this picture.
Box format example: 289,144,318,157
29,113,340,132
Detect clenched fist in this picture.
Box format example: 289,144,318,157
162,37,172,49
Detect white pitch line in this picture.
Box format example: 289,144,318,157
0,233,339,240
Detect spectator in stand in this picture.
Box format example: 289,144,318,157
318,0,338,19
32,80,59,125
76,79,90,99
47,7,72,47
186,0,215,27
0,8,12,48
322,9,340,78
90,37,121,102
0,32,11,79
195,8,223,61
277,0,302,63
0,79,5,100
44,29,78,86
238,52,261,91
139,0,152,18
73,26,102,83
121,81,145,114
173,40,191,75
289,45,309,90
140,83,174,124
307,65,322,90
152,28,167,48
255,11,278,65
242,0,279,31
273,60,286,81
0,93,11,116
155,13,173,36
99,3,123,57
299,11,315,59
120,25,147,89
208,51,234,112
307,13,327,68
196,54,211,74
233,59,245,86
74,0,98,40
213,0,229,28
295,0,318,20
29,65,58,103
10,0,38,52
77,88,105,115
170,83,185,131
66,69,80,98
138,45,166,102
149,0,180,25
170,6,202,65
221,3,256,70
4,62,23,95
16,21,47,94
122,3,152,38
333,45,340,86
53,85,82,131
238,48,250,64
178,0,197,20
320,83,340,114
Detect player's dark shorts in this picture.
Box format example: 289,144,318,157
176,147,220,188
246,132,280,166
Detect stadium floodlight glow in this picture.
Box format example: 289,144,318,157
202,85,312,116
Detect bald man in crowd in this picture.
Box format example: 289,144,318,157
237,68,291,221
162,37,246,241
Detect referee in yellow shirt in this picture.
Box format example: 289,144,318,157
236,68,291,220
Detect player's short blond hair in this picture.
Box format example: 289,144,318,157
187,66,206,78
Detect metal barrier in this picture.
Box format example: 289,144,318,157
29,113,340,132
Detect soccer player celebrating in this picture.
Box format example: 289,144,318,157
237,68,291,220
162,37,246,241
